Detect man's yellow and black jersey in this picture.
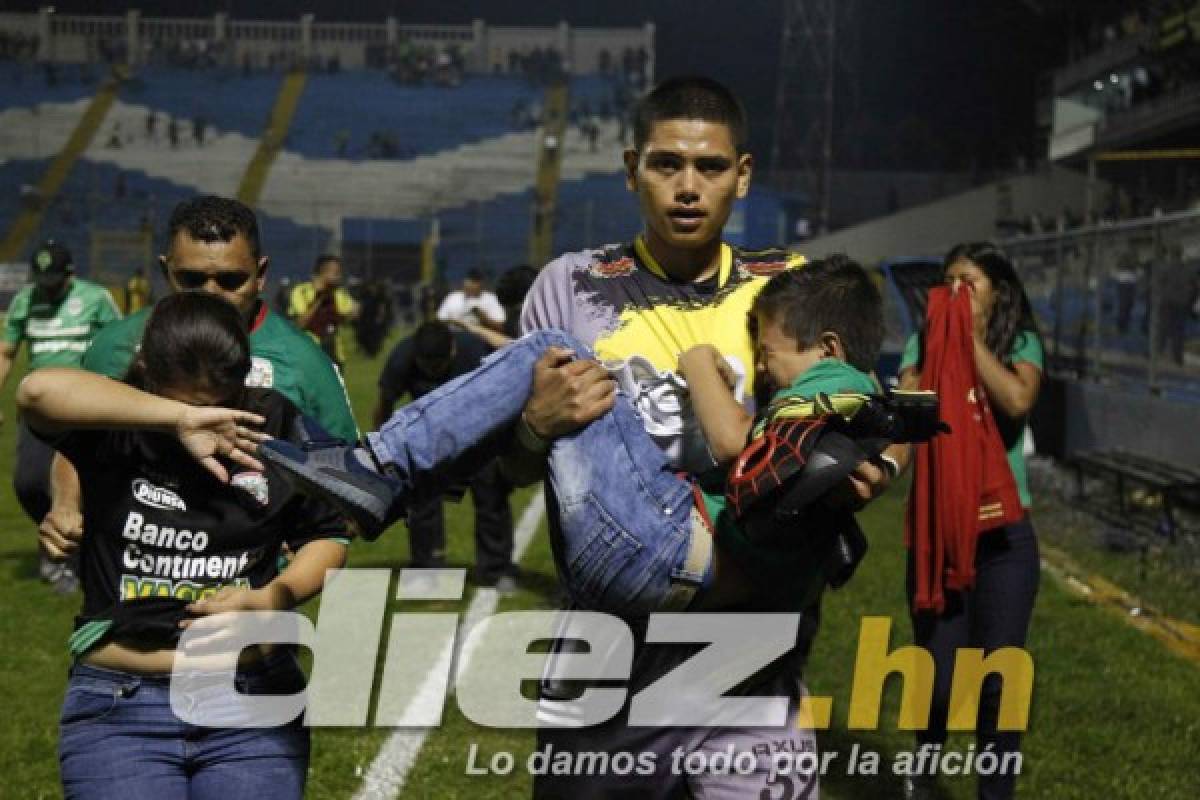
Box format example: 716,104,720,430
521,236,804,471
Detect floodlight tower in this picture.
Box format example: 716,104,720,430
769,0,858,235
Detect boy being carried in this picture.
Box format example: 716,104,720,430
259,256,940,613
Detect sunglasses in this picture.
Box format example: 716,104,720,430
170,268,258,291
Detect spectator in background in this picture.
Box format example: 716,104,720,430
1113,249,1139,335
1152,244,1195,366
0,241,121,593
452,264,538,349
374,321,519,594
436,269,505,333
289,255,359,369
124,266,152,315
392,283,415,326
353,278,395,358
511,97,529,130
583,114,600,153
274,276,293,316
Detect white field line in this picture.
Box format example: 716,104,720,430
353,487,546,800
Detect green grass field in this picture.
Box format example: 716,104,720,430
0,334,1197,799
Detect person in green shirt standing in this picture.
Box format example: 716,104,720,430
887,242,1043,800
38,196,359,575
0,240,122,592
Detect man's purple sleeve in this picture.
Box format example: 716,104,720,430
520,255,576,336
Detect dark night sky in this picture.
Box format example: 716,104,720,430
4,1,1073,171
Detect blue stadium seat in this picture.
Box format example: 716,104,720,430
13,158,328,281
287,72,543,160
0,62,97,113
119,67,285,139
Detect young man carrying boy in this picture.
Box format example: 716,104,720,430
262,77,896,798
261,257,893,611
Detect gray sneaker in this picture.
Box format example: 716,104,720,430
39,553,60,582
257,419,406,541
52,566,80,595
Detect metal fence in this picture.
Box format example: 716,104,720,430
999,208,1200,402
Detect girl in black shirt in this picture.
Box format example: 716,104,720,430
18,292,348,800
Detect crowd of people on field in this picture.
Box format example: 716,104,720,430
0,77,1070,800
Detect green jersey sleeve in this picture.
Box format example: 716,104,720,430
1011,330,1044,369
296,345,359,442
93,285,122,327
3,288,31,346
898,333,920,373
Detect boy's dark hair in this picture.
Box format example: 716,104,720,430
167,196,262,260
126,292,251,398
313,254,341,275
633,76,749,153
751,255,884,372
412,320,454,361
464,268,484,283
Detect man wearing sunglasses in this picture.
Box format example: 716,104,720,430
38,195,359,566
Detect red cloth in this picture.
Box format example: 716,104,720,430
906,286,1023,613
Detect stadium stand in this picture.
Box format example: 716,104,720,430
0,61,95,112
288,73,544,160
1,62,628,279
0,12,648,288
119,67,285,140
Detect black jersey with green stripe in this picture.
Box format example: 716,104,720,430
46,389,347,656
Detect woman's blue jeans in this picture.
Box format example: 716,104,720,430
58,651,309,800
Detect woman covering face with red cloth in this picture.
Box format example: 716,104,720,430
906,283,1023,614
885,242,1044,800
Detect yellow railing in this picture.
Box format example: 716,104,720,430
0,67,127,262
236,70,308,207
528,82,569,268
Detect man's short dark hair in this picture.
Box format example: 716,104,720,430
413,320,454,362
313,254,341,275
751,255,884,372
633,76,749,153
464,269,484,283
167,196,262,260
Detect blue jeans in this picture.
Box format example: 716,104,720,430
367,329,704,616
59,652,309,800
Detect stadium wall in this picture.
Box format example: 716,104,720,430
801,165,1098,263
1056,379,1200,467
